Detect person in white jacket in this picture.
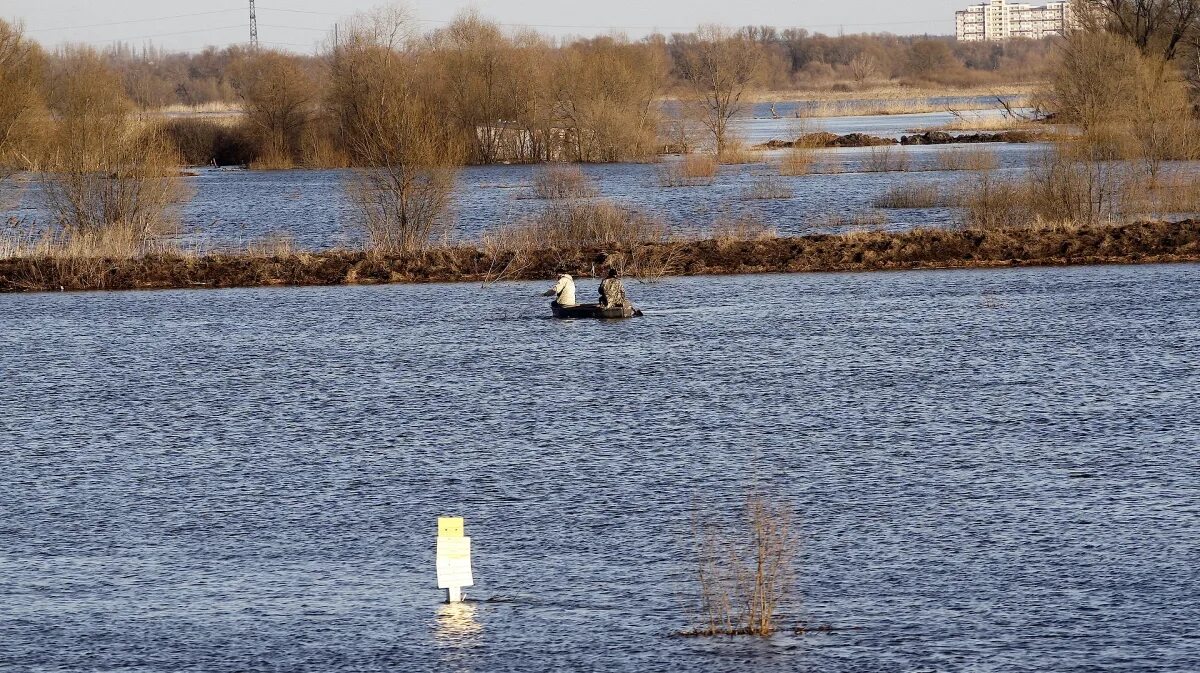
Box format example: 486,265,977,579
543,273,577,306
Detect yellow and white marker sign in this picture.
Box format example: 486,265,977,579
436,516,473,603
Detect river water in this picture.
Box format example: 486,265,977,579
3,265,1198,672
2,111,1053,251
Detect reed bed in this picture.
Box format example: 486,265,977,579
742,175,793,200
532,164,599,199
778,148,817,176
935,147,1000,172
872,184,949,209
863,145,911,173
658,154,718,187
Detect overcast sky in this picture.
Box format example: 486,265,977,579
3,0,965,52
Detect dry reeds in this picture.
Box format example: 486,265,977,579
778,148,816,176
711,214,777,243
658,154,718,187
863,145,910,173
959,144,1141,230
487,200,676,281
935,147,1000,172
532,164,598,199
742,175,793,200
717,141,765,165
501,200,667,250
872,183,947,209
812,210,888,230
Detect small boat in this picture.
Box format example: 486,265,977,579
551,302,642,319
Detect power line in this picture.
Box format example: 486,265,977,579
254,5,946,32
28,8,245,33
85,25,247,45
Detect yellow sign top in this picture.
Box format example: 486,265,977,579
438,516,464,537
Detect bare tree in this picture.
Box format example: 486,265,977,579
1090,0,1200,60
849,52,878,83
551,36,668,162
428,11,526,164
0,20,44,176
330,26,464,253
344,3,417,51
39,49,190,254
673,26,764,157
230,51,316,167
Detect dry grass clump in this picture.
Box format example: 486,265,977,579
960,144,1141,230
778,148,816,176
812,210,888,230
711,214,778,243
658,154,718,187
245,231,297,257
532,164,598,199
872,183,947,209
923,114,1036,133
863,145,910,173
686,497,796,637
501,200,667,250
717,141,765,165
935,147,1000,172
1129,175,1200,216
742,175,793,200
484,199,676,282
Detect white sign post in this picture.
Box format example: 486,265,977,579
436,517,473,603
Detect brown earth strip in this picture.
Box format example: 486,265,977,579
2,220,1198,294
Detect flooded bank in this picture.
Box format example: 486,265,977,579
3,220,1199,293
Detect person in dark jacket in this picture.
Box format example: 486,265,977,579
598,268,630,309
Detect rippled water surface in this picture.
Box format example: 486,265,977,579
3,265,1199,672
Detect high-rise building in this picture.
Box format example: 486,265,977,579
955,0,1075,41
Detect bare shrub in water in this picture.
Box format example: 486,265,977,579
0,20,45,177
1045,30,1198,179
960,144,1141,229
674,26,764,156
39,49,190,256
532,164,598,199
689,497,796,637
333,34,464,254
230,51,317,169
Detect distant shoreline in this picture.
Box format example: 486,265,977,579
2,220,1196,294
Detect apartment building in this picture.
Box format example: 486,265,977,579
956,0,1075,41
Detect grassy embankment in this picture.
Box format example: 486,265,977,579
2,220,1197,293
